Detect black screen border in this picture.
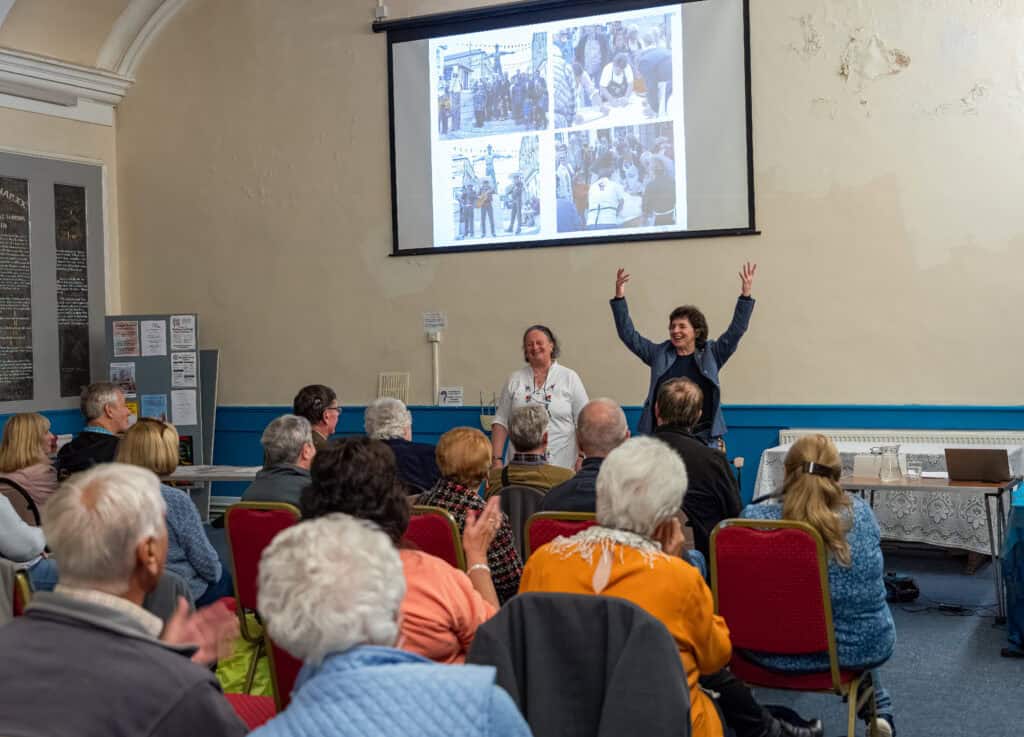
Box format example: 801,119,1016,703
377,0,757,257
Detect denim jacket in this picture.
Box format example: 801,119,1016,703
610,295,755,438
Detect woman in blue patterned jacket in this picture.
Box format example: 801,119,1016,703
741,434,897,737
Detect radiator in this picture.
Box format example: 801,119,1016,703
778,428,1024,446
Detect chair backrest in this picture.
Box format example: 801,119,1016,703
467,592,690,737
225,502,301,612
0,478,41,527
266,634,303,712
405,505,466,570
13,570,32,617
499,484,547,560
710,519,840,686
525,511,597,558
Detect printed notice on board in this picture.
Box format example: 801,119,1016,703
141,319,167,356
170,315,196,351
422,311,448,333
171,389,198,426
112,320,140,357
171,352,197,388
109,362,137,395
439,386,464,406
141,394,168,421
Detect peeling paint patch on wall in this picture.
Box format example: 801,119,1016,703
839,29,911,87
790,14,822,58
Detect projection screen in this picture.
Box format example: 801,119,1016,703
382,0,754,255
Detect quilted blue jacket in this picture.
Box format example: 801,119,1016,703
251,646,531,737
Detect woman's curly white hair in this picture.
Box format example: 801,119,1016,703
257,513,406,664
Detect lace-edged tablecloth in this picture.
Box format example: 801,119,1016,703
753,443,1024,554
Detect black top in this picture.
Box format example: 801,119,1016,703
382,438,442,494
654,354,715,441
541,457,603,513
56,430,120,480
653,423,741,558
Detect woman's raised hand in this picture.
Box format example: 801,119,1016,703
615,268,631,299
739,262,757,297
463,496,502,562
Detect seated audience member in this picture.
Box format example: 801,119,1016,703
742,434,896,737
241,414,315,507
0,494,57,591
542,397,629,512
251,514,531,737
0,412,58,508
0,463,246,737
418,428,523,603
520,437,822,737
300,438,500,663
56,382,132,479
364,397,441,493
117,419,233,607
486,404,573,496
654,378,741,557
292,384,340,450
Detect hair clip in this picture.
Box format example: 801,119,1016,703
804,462,840,481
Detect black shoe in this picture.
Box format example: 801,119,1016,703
777,718,824,737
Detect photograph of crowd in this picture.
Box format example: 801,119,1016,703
436,31,549,141
447,136,541,241
553,122,677,232
550,12,676,130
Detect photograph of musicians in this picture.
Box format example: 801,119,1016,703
460,182,476,239
505,172,524,235
478,178,495,237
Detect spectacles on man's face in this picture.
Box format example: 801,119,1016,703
325,405,341,414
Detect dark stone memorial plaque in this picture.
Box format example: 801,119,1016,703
55,184,90,397
0,176,32,401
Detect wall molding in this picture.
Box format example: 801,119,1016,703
0,47,132,125
97,0,189,78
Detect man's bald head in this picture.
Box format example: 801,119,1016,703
655,378,703,429
576,398,629,458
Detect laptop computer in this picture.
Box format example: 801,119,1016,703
944,448,1012,483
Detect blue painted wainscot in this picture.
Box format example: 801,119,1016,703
7,404,1024,504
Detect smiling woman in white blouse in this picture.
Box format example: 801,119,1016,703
491,325,589,470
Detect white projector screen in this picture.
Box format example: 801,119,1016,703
383,0,754,255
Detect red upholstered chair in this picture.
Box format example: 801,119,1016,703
224,692,276,731
12,569,32,617
710,519,878,737
404,505,466,570
524,511,597,558
267,634,303,711
225,501,301,694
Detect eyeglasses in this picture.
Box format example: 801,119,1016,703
325,405,341,414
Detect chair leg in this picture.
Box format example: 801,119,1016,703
846,677,861,737
243,637,265,695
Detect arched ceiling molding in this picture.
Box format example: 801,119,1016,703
0,1,15,29
97,0,189,77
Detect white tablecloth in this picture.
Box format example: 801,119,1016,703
753,442,1024,554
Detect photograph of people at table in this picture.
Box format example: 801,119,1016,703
435,29,548,141
554,11,677,129
446,136,540,242
554,123,676,232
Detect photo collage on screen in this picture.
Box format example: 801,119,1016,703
430,5,683,247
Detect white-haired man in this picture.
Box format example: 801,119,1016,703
542,397,629,512
485,404,573,497
364,397,440,493
250,513,530,737
56,381,133,479
242,414,316,507
0,463,246,737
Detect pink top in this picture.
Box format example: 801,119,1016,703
0,463,58,508
397,548,497,664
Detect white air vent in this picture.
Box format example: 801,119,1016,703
779,428,1024,446
378,372,411,403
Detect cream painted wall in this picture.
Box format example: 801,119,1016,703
0,106,120,312
115,0,1024,407
0,0,130,66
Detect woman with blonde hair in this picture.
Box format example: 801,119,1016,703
416,427,523,602
117,418,232,606
742,434,896,737
0,413,58,508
